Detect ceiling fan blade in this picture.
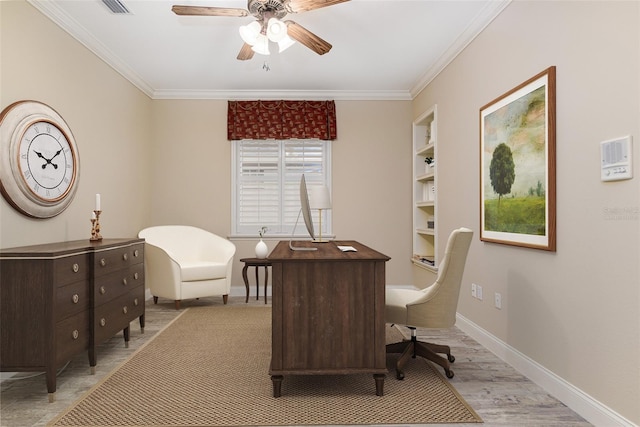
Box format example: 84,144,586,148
286,0,349,13
237,43,255,61
171,5,249,17
285,21,332,55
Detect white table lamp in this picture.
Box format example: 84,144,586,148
309,185,331,243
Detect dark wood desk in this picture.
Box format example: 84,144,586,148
268,240,390,397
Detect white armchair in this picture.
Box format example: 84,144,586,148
138,226,236,309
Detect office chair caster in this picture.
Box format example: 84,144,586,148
448,354,455,363
396,369,405,380
445,369,454,379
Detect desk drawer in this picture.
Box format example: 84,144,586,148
56,281,90,321
56,310,90,365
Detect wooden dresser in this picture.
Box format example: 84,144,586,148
0,238,145,402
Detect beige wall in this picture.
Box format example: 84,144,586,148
413,1,639,423
148,99,413,287
0,1,152,247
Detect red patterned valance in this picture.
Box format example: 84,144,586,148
227,100,337,140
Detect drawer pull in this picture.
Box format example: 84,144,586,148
72,263,79,273
134,298,139,306
122,306,128,314
134,249,139,257
122,278,128,286
100,318,106,327
100,286,106,295
72,330,79,340
123,253,128,261
100,258,106,267
134,272,139,280
72,294,79,304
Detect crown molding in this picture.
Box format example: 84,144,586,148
151,89,412,101
409,0,511,99
27,0,155,97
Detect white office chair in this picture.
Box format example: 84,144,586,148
386,227,473,379
138,225,236,309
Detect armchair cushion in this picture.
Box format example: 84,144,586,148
181,261,228,282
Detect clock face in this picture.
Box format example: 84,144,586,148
19,120,76,202
0,101,80,218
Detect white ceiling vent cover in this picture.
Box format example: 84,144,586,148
102,0,131,14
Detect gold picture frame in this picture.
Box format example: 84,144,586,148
479,66,556,251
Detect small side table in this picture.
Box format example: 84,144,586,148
240,258,272,304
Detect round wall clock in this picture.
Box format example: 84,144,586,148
0,100,80,218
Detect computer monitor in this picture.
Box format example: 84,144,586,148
289,174,318,251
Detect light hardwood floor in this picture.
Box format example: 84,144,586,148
0,296,591,426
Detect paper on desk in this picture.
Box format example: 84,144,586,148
337,245,357,252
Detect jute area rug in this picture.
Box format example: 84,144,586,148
51,306,481,426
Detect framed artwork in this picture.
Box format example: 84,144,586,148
479,66,556,251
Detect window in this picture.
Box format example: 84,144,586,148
232,139,331,238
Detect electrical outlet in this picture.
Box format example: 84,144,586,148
471,283,477,298
495,292,502,309
477,285,483,300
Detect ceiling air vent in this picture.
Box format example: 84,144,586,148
101,0,131,14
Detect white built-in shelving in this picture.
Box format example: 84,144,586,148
412,106,438,271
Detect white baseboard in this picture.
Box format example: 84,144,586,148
456,313,636,427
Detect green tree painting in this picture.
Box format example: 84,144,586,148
483,85,547,236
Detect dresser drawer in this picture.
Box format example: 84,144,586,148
54,254,90,287
56,310,90,365
129,244,144,265
94,286,145,344
56,281,90,321
94,263,145,306
93,247,132,277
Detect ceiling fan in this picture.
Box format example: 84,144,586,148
172,0,349,60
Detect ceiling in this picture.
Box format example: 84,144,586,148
28,0,509,100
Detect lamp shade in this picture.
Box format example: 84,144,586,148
266,18,287,42
239,21,261,45
277,35,296,52
251,33,270,55
309,185,331,210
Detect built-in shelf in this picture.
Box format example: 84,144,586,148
412,106,438,271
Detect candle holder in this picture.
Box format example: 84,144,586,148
90,210,103,241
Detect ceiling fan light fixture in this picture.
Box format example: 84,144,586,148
239,21,261,45
251,34,270,55
278,35,296,52
266,17,287,42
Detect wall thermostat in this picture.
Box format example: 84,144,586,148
601,135,632,181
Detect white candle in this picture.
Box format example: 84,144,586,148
95,193,101,211
91,211,97,220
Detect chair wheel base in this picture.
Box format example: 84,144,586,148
445,369,454,379
396,370,405,380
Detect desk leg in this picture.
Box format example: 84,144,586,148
264,265,269,304
242,264,249,303
374,374,385,396
271,375,283,398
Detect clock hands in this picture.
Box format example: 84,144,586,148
33,149,62,169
